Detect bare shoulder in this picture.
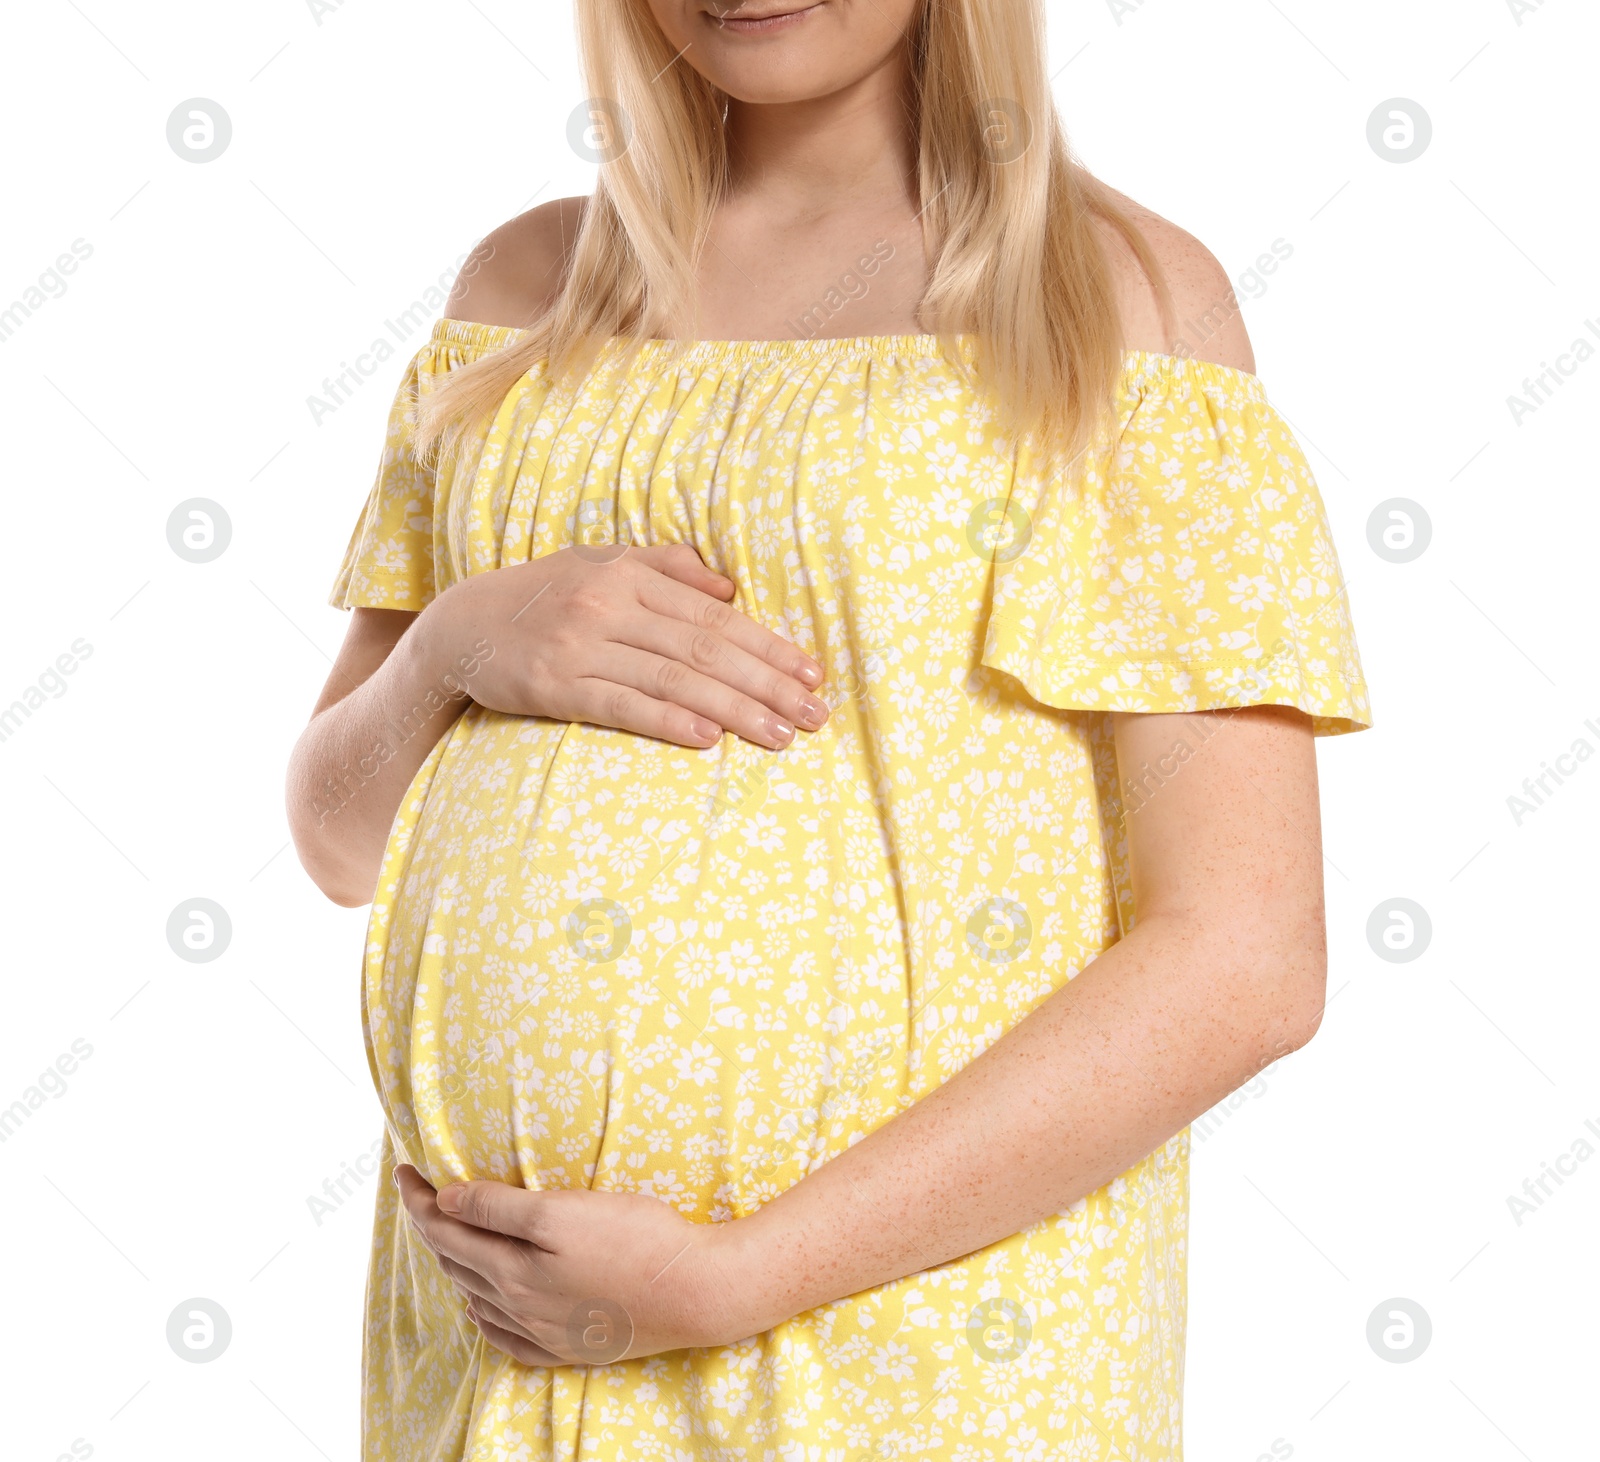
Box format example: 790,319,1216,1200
1090,184,1257,374
444,195,589,330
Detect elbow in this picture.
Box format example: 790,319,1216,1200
287,822,377,909
297,852,376,909
1256,917,1329,1061
302,848,377,908
324,882,375,910
1145,902,1330,1066
286,768,378,908
1180,898,1327,1070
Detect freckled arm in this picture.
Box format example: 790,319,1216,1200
723,704,1328,1329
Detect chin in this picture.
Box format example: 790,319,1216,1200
694,3,852,95
716,72,850,105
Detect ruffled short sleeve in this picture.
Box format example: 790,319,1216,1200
328,344,440,612
980,353,1373,736
329,317,537,610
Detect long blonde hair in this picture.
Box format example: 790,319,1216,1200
414,0,1171,476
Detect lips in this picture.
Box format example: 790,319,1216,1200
707,2,824,31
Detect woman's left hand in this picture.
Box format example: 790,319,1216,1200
394,1165,767,1366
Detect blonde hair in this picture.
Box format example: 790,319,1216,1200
414,0,1171,476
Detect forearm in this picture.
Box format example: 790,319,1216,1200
286,607,486,905
730,911,1325,1330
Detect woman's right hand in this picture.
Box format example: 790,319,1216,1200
417,543,830,750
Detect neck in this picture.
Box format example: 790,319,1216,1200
722,49,919,216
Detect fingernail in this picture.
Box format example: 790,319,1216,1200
797,696,828,728
767,716,794,744
798,663,823,687
437,1185,462,1214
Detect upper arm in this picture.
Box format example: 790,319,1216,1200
311,607,417,718
1111,704,1326,1027
1094,191,1257,374
445,195,589,329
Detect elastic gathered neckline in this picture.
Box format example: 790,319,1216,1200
432,316,970,365
429,315,1269,391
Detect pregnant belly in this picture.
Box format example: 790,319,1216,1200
366,704,919,1219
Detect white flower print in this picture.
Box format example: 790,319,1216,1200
340,324,1370,1462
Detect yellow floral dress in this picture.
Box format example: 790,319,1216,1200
331,317,1372,1461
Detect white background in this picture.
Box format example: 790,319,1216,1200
1,1,1594,1459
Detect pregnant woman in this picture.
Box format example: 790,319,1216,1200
287,1,1372,1457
